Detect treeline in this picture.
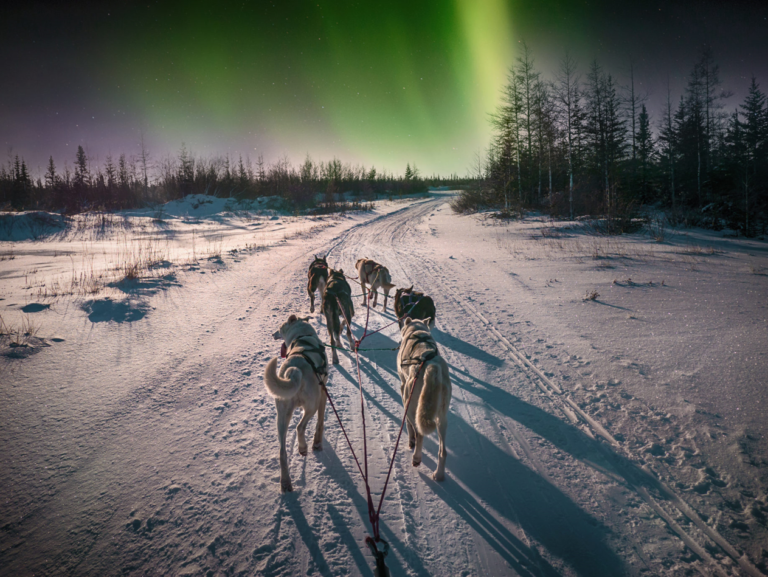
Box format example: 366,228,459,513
0,144,461,213
465,43,767,235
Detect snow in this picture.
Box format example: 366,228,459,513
1,192,767,576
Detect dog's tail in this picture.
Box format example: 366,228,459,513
416,362,441,435
263,357,302,399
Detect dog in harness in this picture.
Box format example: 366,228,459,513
307,255,328,314
396,318,451,481
264,314,329,492
355,258,396,312
394,286,437,329
322,269,355,364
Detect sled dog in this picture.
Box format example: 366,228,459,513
396,318,451,481
355,258,396,312
307,255,328,313
394,286,436,329
322,269,355,364
263,314,328,492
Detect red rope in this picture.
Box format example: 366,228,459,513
326,289,428,545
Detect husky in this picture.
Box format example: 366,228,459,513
396,318,451,481
307,255,329,313
263,314,329,492
322,269,355,364
394,286,436,329
355,258,396,312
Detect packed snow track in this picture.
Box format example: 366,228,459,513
1,193,766,577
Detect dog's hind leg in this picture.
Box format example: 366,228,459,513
433,416,448,481
406,419,416,450
360,277,367,306
329,333,339,364
371,282,379,308
312,392,326,451
325,310,340,364
296,407,315,456
276,401,293,492
317,277,326,310
308,278,316,313
412,426,424,468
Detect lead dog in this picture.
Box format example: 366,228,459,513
322,268,355,364
394,286,436,329
307,255,328,313
396,318,451,481
264,314,328,492
355,258,396,312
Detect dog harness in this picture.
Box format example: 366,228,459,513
310,259,328,271
396,292,423,321
399,329,439,366
362,263,384,284
285,335,328,382
326,274,351,295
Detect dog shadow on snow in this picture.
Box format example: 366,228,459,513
315,322,626,576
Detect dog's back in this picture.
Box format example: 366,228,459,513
323,270,354,333
308,257,328,292
395,287,436,327
397,318,451,481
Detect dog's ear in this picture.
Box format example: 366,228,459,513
288,314,298,323
403,317,413,326
338,268,344,274
407,285,413,292
423,317,433,328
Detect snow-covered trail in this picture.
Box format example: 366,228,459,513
2,194,765,576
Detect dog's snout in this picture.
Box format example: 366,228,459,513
272,330,282,340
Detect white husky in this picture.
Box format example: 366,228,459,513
355,258,396,312
263,315,328,492
396,318,452,481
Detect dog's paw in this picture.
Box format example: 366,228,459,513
299,448,308,456
280,480,293,493
432,471,445,482
332,357,340,365
408,439,416,450
412,457,421,467
312,442,323,451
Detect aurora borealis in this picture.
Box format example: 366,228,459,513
2,0,767,175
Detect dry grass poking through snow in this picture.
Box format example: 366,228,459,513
0,313,40,347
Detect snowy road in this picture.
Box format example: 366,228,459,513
2,193,766,576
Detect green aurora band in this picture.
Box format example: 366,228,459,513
98,0,516,175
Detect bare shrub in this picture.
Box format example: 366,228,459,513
583,289,599,301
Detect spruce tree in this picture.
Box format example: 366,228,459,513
636,104,654,202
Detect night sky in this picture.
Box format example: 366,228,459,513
2,0,767,176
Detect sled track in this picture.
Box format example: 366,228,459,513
330,195,762,577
